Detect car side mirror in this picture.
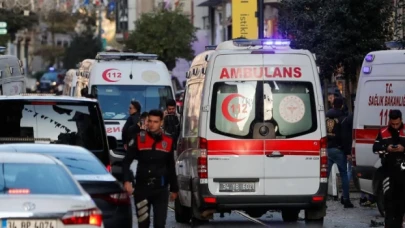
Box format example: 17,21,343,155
107,136,117,150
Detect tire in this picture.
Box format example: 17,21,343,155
281,209,299,222
305,217,324,227
376,183,385,217
175,197,192,224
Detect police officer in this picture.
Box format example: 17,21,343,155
122,109,178,228
373,109,405,228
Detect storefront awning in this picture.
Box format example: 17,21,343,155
198,0,222,7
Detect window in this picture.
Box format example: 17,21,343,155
41,72,58,81
183,82,203,137
92,85,173,120
210,81,317,139
0,163,81,195
0,101,104,151
45,152,108,175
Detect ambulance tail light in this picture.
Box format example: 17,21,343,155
352,129,356,166
198,137,208,182
320,137,328,183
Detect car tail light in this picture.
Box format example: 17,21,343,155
8,189,30,194
352,130,356,166
320,137,328,183
198,137,208,183
61,208,102,226
106,164,111,172
93,192,131,205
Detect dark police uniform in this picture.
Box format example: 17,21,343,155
122,130,178,228
373,124,405,228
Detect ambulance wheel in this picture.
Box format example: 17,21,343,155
191,196,210,225
376,183,385,217
175,197,192,224
281,209,299,222
305,217,324,226
305,203,326,226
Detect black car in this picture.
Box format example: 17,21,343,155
0,144,132,228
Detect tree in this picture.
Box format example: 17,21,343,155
34,10,81,67
125,9,197,71
278,0,394,110
63,12,101,69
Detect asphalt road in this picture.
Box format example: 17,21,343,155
132,193,385,227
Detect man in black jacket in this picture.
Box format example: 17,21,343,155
122,100,141,150
122,109,178,228
326,97,354,208
373,110,405,228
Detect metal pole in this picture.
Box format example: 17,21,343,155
258,0,264,39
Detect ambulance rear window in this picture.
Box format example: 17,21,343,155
210,81,317,139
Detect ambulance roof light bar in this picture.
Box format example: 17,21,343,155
95,52,158,61
19,93,57,96
232,39,291,48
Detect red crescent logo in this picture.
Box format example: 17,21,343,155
221,94,247,123
102,68,121,82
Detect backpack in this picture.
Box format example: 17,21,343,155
163,114,180,137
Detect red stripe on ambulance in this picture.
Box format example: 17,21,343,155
206,139,320,156
354,129,379,144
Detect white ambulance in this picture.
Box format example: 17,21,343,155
86,52,175,178
74,59,94,97
62,69,78,96
0,55,26,95
352,50,405,216
175,39,327,224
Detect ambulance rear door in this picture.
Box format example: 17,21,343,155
204,51,266,196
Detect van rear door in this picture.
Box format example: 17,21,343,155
262,53,321,195
205,53,265,196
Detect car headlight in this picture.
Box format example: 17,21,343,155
52,82,56,86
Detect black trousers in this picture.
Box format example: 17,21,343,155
383,167,405,228
134,186,169,228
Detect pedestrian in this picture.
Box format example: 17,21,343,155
326,97,354,208
122,109,178,228
122,100,141,150
163,99,180,149
372,109,405,227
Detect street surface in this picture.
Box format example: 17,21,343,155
132,193,385,227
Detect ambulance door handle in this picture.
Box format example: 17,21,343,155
178,161,184,168
266,151,284,158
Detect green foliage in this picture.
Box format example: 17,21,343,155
0,9,38,41
278,0,394,80
42,10,81,35
63,13,101,69
125,9,198,71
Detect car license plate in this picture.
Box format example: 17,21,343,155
219,182,255,192
2,219,58,228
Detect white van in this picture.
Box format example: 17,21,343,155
175,39,327,224
0,55,26,95
86,52,175,179
352,50,405,216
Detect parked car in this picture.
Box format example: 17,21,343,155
0,151,104,228
0,144,132,228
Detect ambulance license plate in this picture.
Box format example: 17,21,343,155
219,182,255,192
2,219,58,228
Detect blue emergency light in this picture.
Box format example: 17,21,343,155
232,39,291,47
365,54,374,62
363,66,372,74
49,67,55,71
205,45,217,51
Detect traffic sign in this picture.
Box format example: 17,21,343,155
0,22,7,28
0,29,7,35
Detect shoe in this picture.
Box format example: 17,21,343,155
340,196,344,205
344,200,354,208
359,197,367,204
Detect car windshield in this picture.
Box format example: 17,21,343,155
92,85,173,120
41,72,58,81
44,152,109,175
0,163,81,195
0,100,104,151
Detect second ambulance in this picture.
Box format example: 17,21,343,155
86,52,175,179
175,39,327,224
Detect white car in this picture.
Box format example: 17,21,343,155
0,152,104,228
